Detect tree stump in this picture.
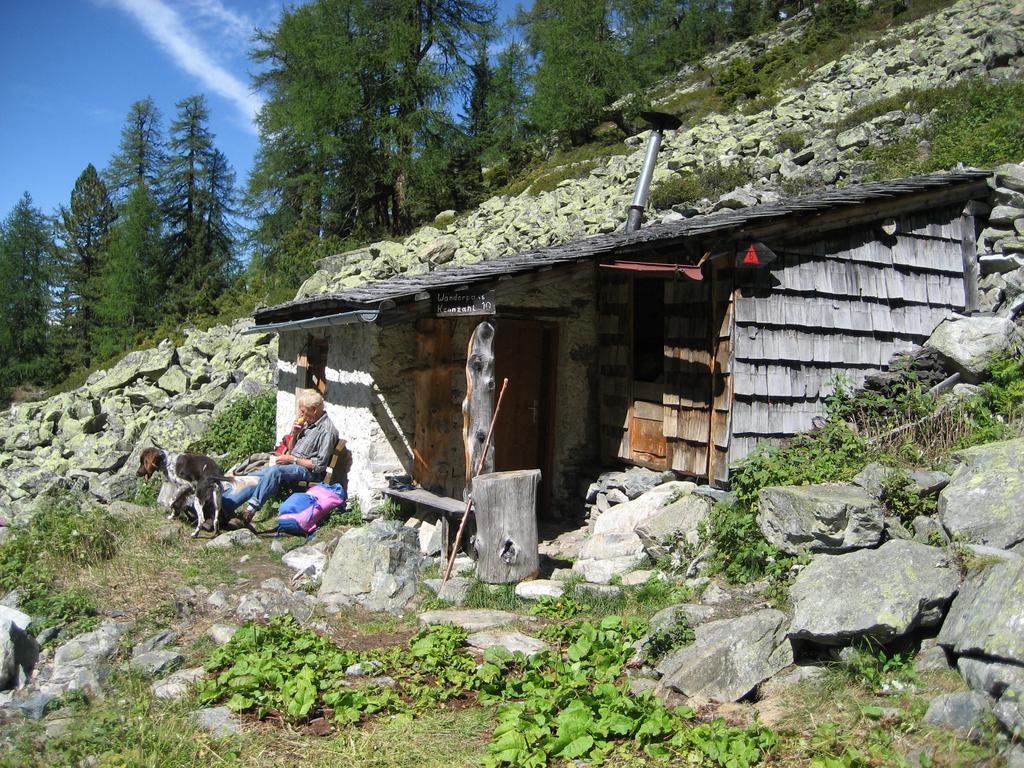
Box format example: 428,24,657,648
473,469,541,583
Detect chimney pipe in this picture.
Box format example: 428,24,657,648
625,111,682,233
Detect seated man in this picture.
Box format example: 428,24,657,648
224,389,339,524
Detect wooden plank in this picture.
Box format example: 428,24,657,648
382,487,465,516
634,400,663,421
960,202,981,313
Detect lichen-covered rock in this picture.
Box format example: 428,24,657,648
938,560,1024,665
789,540,960,645
922,692,993,735
466,630,550,658
236,578,319,624
417,609,524,632
46,619,123,697
635,494,711,561
656,609,793,702
938,439,1024,549
318,520,422,614
924,315,1022,383
757,483,884,555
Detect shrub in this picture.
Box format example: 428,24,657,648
863,79,1024,180
190,391,277,465
650,162,752,208
879,470,936,525
776,131,806,153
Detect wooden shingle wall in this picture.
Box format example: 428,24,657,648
729,206,969,464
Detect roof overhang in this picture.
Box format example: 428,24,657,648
242,308,380,334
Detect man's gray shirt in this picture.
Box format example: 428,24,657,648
292,412,339,479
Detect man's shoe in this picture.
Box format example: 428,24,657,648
241,506,257,525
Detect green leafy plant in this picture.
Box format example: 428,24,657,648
198,613,778,767
879,471,936,525
132,476,161,506
831,644,918,694
528,594,589,619
190,391,276,465
641,613,696,664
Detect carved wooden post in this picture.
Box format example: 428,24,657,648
463,320,496,497
474,469,541,583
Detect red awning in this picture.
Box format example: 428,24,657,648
599,261,704,280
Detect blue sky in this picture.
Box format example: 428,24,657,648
0,0,523,223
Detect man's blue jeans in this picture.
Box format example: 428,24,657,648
223,464,313,514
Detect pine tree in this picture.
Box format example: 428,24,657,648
104,97,165,201
249,0,493,242
519,0,634,145
161,95,236,317
0,194,55,393
93,183,161,361
54,165,117,370
481,40,533,170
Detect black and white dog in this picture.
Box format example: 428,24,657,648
137,447,237,537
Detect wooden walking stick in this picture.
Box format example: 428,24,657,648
440,377,509,590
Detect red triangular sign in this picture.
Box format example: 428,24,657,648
737,241,777,268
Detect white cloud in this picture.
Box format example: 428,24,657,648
184,0,255,43
104,0,264,131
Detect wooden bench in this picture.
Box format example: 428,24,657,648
382,486,469,559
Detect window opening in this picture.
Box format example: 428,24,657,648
633,278,664,384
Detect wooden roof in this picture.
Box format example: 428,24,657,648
253,169,991,325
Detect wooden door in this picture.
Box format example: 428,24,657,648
413,318,460,495
493,319,556,514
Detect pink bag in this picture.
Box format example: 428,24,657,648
277,483,346,535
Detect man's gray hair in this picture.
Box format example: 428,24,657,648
297,389,324,409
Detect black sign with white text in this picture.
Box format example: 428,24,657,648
434,289,496,317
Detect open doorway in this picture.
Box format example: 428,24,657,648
494,318,558,517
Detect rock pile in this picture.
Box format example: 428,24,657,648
0,321,276,523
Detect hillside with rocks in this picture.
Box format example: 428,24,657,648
2,0,1024,765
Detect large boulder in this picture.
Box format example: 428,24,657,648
938,560,1024,666
235,579,319,624
45,619,123,697
757,483,884,555
1,619,39,691
788,540,960,645
656,609,793,702
318,520,421,614
938,439,1024,550
593,481,697,536
924,315,1022,383
575,481,695,582
635,494,712,561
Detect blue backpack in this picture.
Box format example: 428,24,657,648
277,483,346,536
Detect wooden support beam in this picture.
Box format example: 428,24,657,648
463,321,496,495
